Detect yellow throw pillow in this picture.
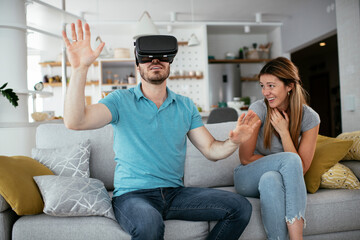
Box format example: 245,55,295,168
0,156,54,215
320,163,360,189
304,135,353,193
337,131,360,160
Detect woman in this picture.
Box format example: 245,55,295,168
234,57,320,240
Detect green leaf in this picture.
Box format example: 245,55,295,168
0,82,7,90
0,84,19,108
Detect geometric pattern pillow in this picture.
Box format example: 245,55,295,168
32,140,90,178
337,131,360,160
320,163,360,190
33,175,115,220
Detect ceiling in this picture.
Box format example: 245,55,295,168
27,0,336,53
42,0,323,24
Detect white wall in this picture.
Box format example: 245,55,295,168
207,31,268,59
281,0,337,53
0,126,37,157
336,0,360,132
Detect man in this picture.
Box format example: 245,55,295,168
62,20,259,240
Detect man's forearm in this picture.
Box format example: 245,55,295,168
206,139,239,161
64,67,88,129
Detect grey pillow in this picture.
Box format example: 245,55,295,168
32,140,91,177
33,175,115,220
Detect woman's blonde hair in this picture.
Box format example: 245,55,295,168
259,57,309,149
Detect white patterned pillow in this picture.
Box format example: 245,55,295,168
32,140,90,177
337,131,360,160
33,175,115,220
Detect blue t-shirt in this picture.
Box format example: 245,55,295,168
99,83,203,197
249,99,320,156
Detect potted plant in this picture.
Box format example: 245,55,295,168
0,82,19,107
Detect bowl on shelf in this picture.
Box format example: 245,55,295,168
31,112,49,122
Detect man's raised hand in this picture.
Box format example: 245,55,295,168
229,110,261,145
62,20,105,69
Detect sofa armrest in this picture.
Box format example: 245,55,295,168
0,194,10,213
0,208,19,240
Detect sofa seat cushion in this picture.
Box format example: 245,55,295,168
214,187,360,239
304,189,360,235
13,214,209,240
213,186,266,240
13,215,129,240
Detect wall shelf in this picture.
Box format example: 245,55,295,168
241,77,259,82
15,89,53,98
39,61,99,67
102,83,137,86
44,81,99,87
178,41,189,46
169,75,203,80
208,59,272,64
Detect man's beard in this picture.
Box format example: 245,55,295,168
139,63,170,85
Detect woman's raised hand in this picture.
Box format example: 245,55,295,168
270,108,289,136
62,20,105,69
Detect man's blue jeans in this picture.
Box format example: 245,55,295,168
234,152,307,240
112,187,252,240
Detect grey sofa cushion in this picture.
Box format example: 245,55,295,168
303,231,360,240
341,160,360,179
13,214,209,240
214,187,360,239
0,195,9,212
212,187,267,240
184,121,240,187
35,124,116,190
304,188,360,236
0,209,18,240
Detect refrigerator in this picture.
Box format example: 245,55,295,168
208,63,241,107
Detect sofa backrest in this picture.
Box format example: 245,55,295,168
35,124,116,190
184,121,239,187
36,121,239,190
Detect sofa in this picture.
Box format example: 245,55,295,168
1,122,360,240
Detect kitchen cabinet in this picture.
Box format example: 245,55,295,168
208,58,271,106
206,24,281,106
98,59,138,97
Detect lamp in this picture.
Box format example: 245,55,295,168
188,33,200,46
255,13,262,23
133,11,159,39
187,0,200,47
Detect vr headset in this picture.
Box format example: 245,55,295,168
134,35,178,65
